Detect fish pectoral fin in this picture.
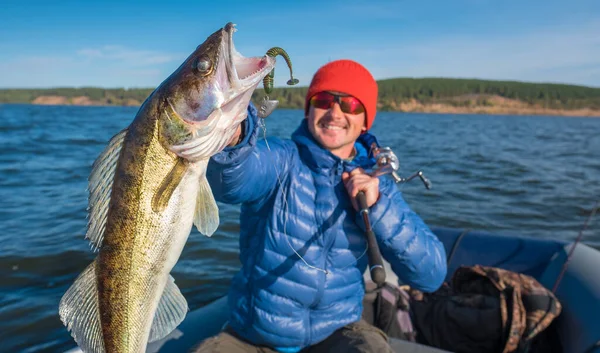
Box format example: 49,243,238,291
194,171,219,237
59,260,104,353
148,275,189,343
87,128,128,251
152,157,189,213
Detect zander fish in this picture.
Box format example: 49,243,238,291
59,22,276,353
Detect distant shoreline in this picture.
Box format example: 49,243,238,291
23,94,600,118
3,77,600,118
378,96,600,117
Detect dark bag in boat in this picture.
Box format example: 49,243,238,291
408,265,563,353
363,266,562,353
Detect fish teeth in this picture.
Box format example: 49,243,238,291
239,66,263,81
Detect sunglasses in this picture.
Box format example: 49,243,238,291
309,92,365,115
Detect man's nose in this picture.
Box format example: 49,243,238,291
329,102,345,119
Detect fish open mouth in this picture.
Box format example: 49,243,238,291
163,23,277,133
223,23,276,91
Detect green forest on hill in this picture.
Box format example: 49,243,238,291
0,87,153,105
1,78,600,111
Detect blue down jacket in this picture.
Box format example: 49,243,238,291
207,104,447,351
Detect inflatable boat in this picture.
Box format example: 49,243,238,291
64,227,600,353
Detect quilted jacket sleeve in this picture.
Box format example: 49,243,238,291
357,177,447,292
206,104,293,205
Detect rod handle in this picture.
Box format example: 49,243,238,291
357,191,386,286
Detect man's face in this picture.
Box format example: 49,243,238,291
306,91,366,158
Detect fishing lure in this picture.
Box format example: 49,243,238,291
263,47,299,95
258,47,299,118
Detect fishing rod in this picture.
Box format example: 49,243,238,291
552,199,599,294
357,190,386,286
360,146,432,287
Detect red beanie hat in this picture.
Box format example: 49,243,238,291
305,59,378,130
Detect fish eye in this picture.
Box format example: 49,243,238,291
195,56,212,75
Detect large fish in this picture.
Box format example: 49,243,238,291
59,22,276,353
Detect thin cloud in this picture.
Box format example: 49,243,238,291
117,68,162,78
335,21,600,87
10,55,75,67
76,49,103,58
0,50,173,88
76,45,183,66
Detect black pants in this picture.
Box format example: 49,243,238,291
191,319,393,353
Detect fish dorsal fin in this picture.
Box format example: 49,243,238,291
59,260,104,353
148,275,189,343
194,160,219,237
87,128,128,251
151,157,189,213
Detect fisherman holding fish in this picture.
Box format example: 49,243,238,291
195,59,448,352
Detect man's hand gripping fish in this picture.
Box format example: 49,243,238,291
59,23,277,353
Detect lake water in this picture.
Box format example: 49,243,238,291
0,104,598,352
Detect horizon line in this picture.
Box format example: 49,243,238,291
2,76,600,90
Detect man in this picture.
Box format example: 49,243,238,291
195,59,447,353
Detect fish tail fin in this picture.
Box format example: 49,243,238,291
148,275,189,342
59,260,105,353
194,161,219,237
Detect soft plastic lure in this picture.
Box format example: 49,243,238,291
263,47,299,95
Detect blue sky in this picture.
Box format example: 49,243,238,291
1,0,599,88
